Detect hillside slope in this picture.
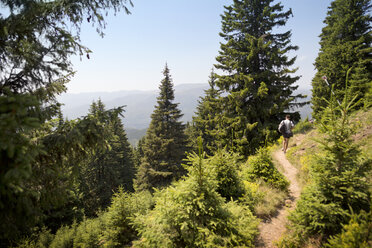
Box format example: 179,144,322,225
286,108,372,187
278,107,372,247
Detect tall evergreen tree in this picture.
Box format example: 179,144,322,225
188,69,222,155
134,64,187,191
79,99,136,216
311,0,372,118
0,0,132,243
133,136,145,168
214,0,304,156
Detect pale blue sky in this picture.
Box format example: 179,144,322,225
68,0,332,93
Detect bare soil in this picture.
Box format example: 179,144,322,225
255,149,301,248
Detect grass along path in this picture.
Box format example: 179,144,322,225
256,149,301,248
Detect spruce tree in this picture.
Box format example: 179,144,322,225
79,99,136,216
311,0,372,118
0,0,132,243
132,148,258,247
188,69,222,154
214,0,304,156
134,64,187,191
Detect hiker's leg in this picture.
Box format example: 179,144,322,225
284,138,289,152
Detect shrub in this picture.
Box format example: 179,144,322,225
50,224,77,248
206,150,245,200
240,181,262,211
73,217,104,248
28,189,153,248
292,117,314,134
101,189,154,247
132,151,258,247
325,210,372,248
283,184,347,243
242,148,289,190
280,81,372,247
15,228,54,248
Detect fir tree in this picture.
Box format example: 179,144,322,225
133,136,145,168
188,69,222,154
214,0,304,156
134,64,187,191
79,99,136,216
311,0,372,118
132,146,258,248
0,0,132,243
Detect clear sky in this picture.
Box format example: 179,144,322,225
67,0,332,93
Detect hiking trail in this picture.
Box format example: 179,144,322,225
255,149,301,248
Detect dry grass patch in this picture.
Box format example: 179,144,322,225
254,183,288,219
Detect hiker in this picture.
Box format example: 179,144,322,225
279,114,294,153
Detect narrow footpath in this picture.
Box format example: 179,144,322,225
255,149,301,248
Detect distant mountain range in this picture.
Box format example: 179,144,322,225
58,83,209,129
58,83,312,145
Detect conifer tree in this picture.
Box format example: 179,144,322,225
133,136,145,168
311,0,372,118
188,69,222,154
79,99,136,216
214,0,304,156
0,1,132,242
134,64,187,191
132,146,258,247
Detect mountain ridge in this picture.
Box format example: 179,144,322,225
58,83,209,129
58,84,312,145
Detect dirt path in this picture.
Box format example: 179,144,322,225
255,150,301,248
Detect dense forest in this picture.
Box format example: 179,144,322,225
0,0,371,247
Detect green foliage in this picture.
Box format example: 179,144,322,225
37,106,128,229
242,148,289,190
311,0,372,118
1,104,125,242
42,220,102,248
281,80,371,247
239,181,262,212
187,70,222,155
16,228,54,248
291,151,315,187
134,64,187,191
133,136,145,168
50,224,77,248
205,150,245,201
73,218,104,248
0,92,43,241
101,189,154,247
25,189,154,248
292,117,314,134
213,0,305,156
79,99,136,216
132,150,258,248
0,0,133,244
1,0,133,96
325,209,372,248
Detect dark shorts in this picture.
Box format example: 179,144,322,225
283,132,293,139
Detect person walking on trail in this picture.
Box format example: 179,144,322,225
279,114,294,153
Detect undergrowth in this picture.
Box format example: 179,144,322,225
279,84,372,247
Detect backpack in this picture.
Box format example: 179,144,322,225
278,121,286,134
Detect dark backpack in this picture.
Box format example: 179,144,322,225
278,121,286,134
